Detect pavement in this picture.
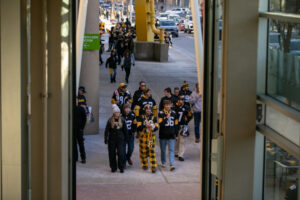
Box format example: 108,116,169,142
76,33,200,200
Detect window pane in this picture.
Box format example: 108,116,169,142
267,19,300,111
264,139,299,200
269,0,300,14
265,106,300,146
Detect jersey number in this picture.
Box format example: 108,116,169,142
126,120,132,130
178,112,183,122
166,117,174,126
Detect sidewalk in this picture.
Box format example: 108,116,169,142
76,35,200,200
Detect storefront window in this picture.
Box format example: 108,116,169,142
264,139,299,200
267,19,300,111
269,0,300,14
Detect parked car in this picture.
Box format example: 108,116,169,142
158,13,169,21
159,20,179,37
168,14,181,25
184,15,193,33
171,8,185,16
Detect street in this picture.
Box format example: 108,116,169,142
76,33,200,200
172,32,195,61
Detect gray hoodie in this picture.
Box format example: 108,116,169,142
189,91,202,113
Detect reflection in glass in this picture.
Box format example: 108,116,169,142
267,19,300,110
269,0,300,14
264,139,299,200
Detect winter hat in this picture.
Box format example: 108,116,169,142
182,81,189,87
112,104,120,113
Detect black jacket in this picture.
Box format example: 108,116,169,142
132,88,143,110
104,117,128,144
122,55,131,70
123,112,137,135
75,105,87,130
159,95,177,111
78,94,87,106
158,109,179,139
106,56,118,69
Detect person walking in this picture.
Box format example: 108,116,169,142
173,87,180,103
116,36,124,65
158,100,179,171
189,83,202,143
122,50,132,83
137,104,158,173
122,104,137,167
128,34,135,66
179,81,192,105
174,96,193,161
159,87,176,111
131,81,146,110
135,88,157,117
104,104,128,173
105,50,118,83
111,83,133,110
75,98,87,164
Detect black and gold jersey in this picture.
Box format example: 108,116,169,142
158,109,179,139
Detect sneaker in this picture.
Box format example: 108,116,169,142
152,169,157,173
111,169,117,173
128,159,133,166
160,164,166,168
81,160,86,164
195,138,200,143
178,157,184,161
142,166,148,170
120,169,124,173
170,166,175,171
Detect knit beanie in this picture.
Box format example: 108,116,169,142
112,104,120,113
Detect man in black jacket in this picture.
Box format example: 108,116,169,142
122,104,137,166
158,100,179,171
75,98,87,164
104,104,128,173
159,87,176,111
131,81,146,110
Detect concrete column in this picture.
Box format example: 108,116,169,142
221,0,259,199
80,0,100,135
0,0,25,199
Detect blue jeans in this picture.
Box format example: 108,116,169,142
131,53,135,64
160,139,175,166
110,68,117,80
194,112,201,139
123,134,134,165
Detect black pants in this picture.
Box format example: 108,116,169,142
117,51,122,65
75,129,86,161
125,68,131,83
108,138,124,171
99,50,103,64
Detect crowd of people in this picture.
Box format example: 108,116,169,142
105,80,202,173
103,19,136,84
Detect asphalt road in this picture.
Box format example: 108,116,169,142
172,32,196,60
